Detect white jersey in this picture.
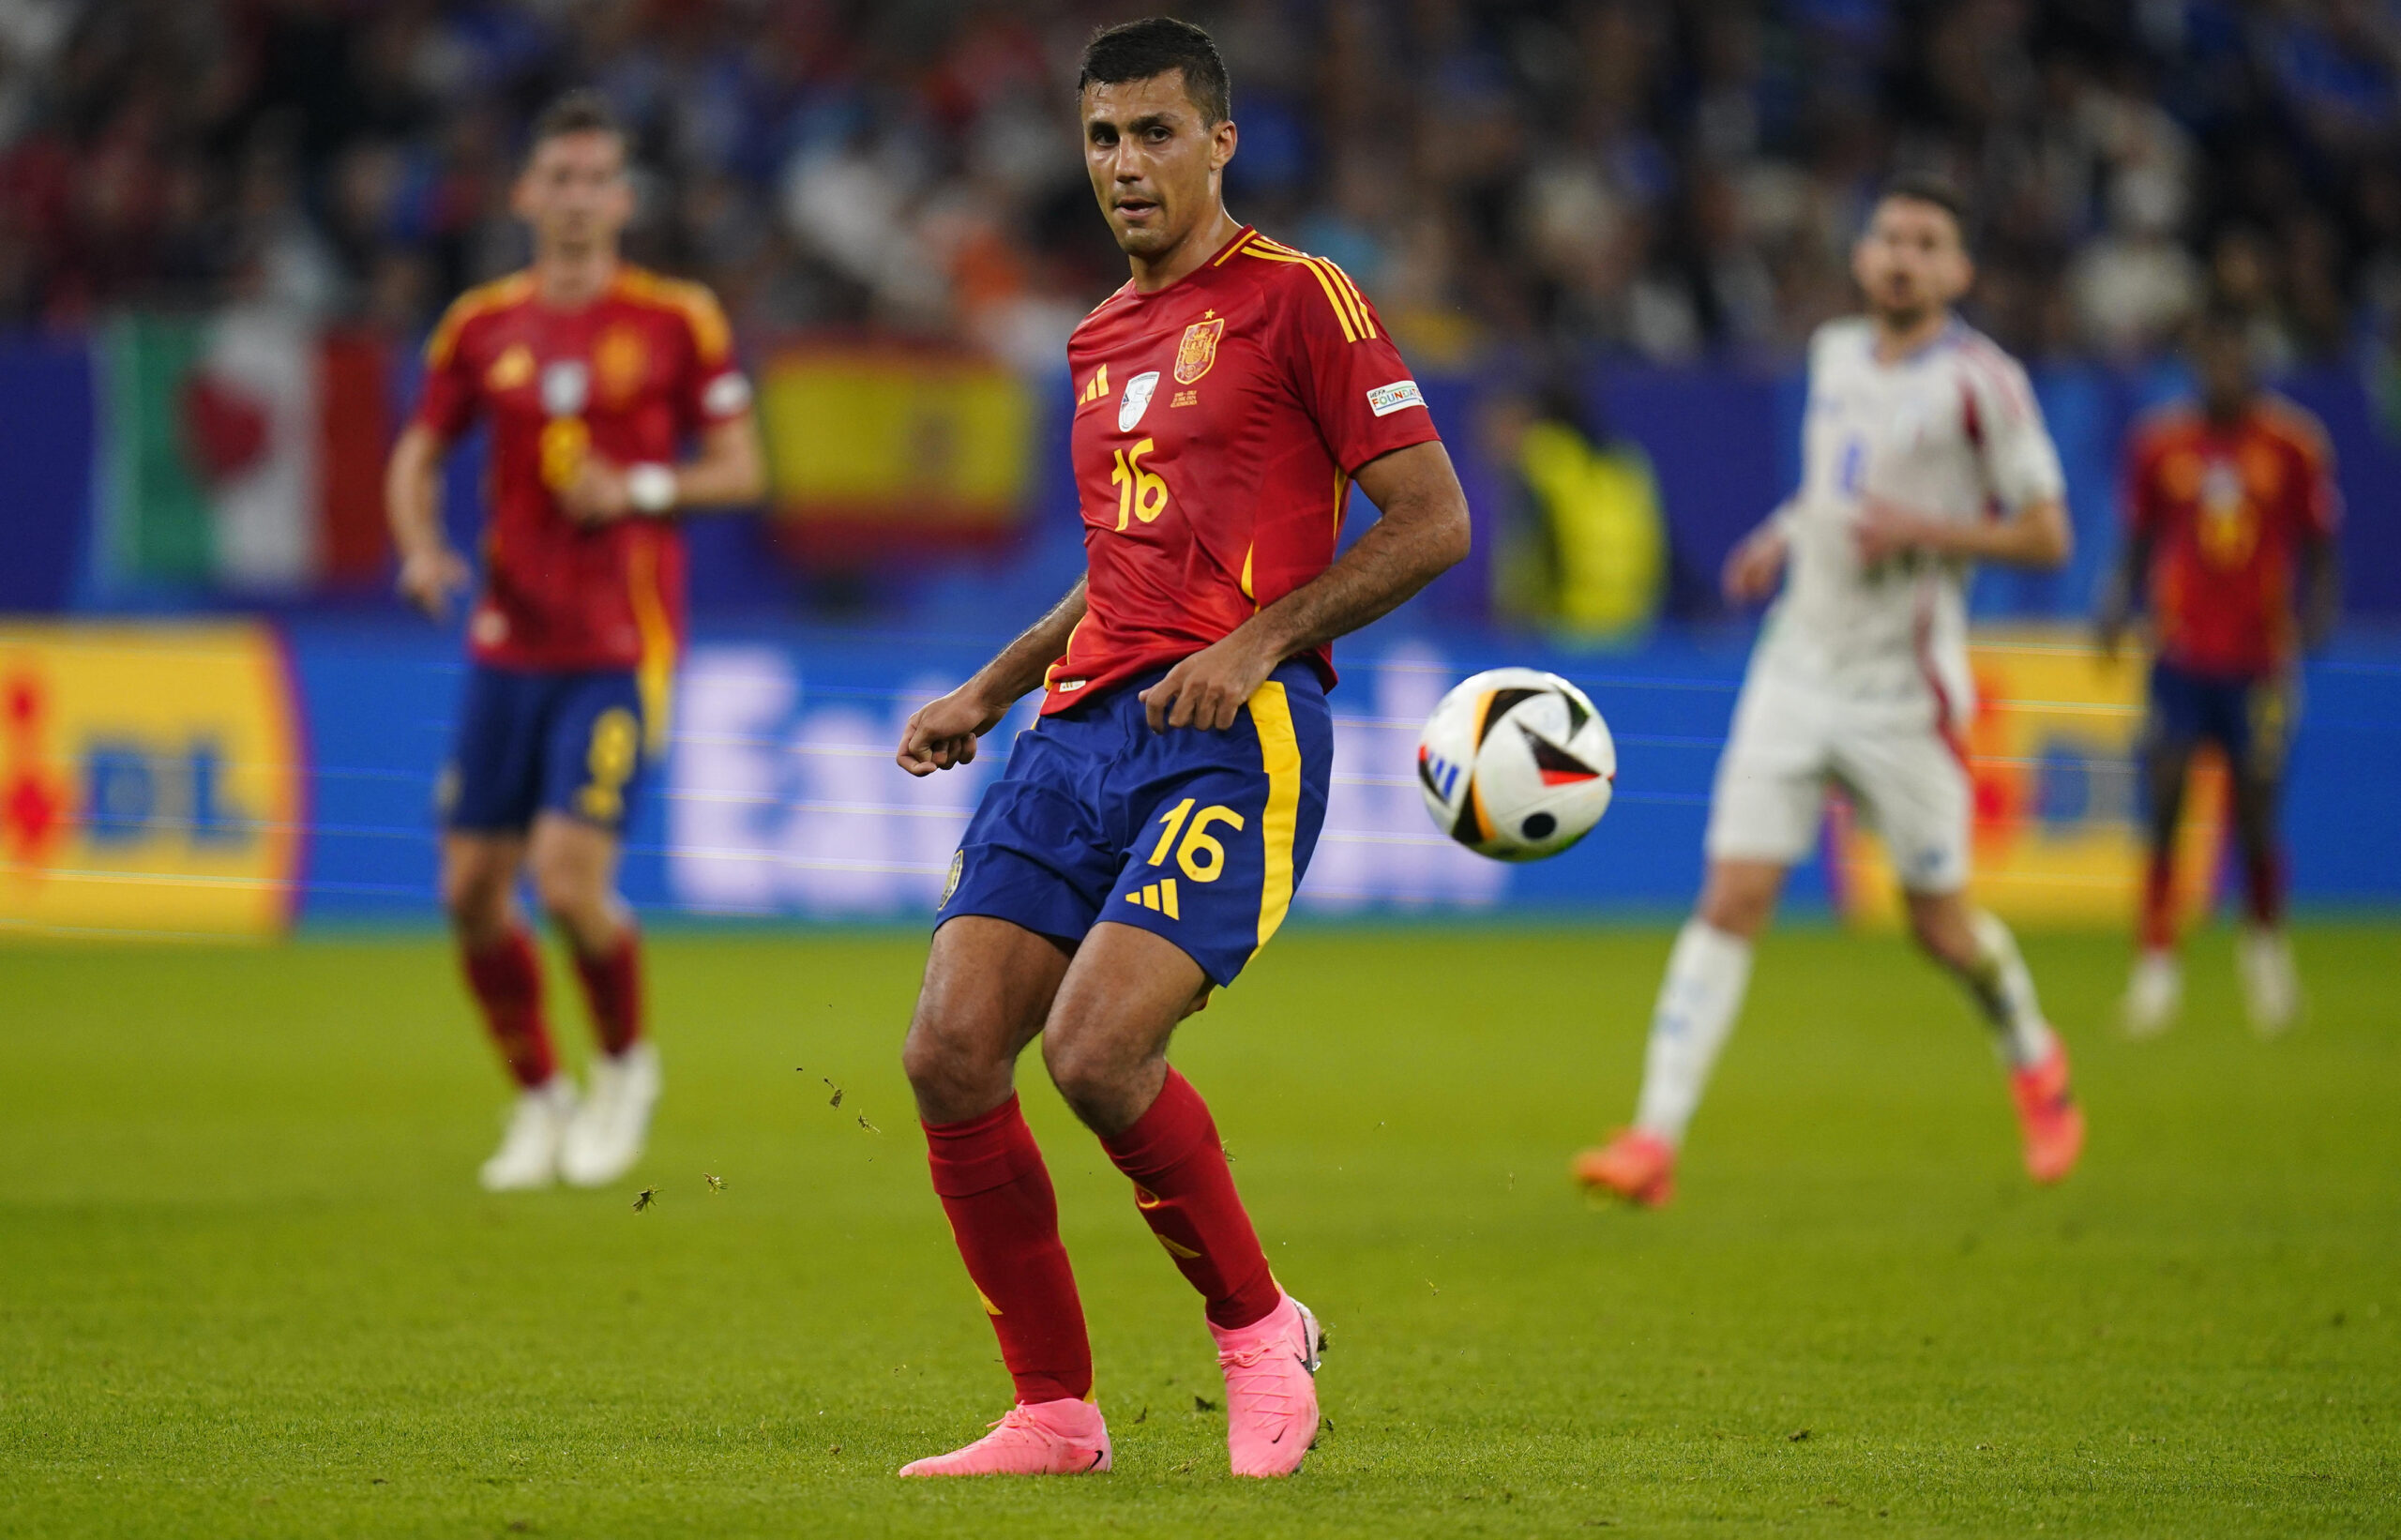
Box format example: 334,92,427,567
1756,316,2065,728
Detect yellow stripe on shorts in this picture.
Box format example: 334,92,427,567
1247,680,1302,962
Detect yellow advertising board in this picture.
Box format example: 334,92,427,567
0,622,303,940
757,344,1034,557
1835,628,2225,929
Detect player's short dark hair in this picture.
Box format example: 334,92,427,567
528,89,626,153
1078,17,1231,126
1874,173,1973,248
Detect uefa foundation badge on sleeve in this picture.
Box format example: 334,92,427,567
1367,380,1426,417
541,358,590,417
1119,371,1159,432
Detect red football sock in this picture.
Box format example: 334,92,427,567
2244,847,2287,929
924,1096,1093,1405
2140,848,2177,952
461,928,556,1089
1099,1068,1279,1331
572,926,643,1057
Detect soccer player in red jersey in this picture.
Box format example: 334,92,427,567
888,19,1469,1478
2103,305,2340,1036
385,93,764,1190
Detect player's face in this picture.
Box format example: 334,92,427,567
1082,72,1237,260
1850,197,1971,327
513,130,634,256
2195,325,2256,415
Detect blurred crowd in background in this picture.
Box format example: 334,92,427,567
6,0,2401,373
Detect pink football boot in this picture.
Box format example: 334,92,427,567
897,1397,1111,1477
1209,1293,1325,1478
1571,1127,1677,1208
2010,1038,2086,1185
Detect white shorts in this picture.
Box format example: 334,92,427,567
1703,672,1971,894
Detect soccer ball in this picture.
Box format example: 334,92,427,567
1416,668,1616,861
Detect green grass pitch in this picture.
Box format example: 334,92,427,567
2,922,2394,1537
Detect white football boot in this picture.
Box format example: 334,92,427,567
2239,929,2300,1037
2121,949,2182,1039
480,1078,579,1191
559,1041,661,1187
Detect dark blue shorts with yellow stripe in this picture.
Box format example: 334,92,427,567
937,661,1334,987
441,663,659,835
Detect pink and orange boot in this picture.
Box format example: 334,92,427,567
2011,1037,2086,1185
897,1397,1111,1477
1209,1292,1325,1478
1571,1127,1677,1208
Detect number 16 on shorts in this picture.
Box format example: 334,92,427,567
1123,797,1244,918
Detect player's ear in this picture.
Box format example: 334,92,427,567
1209,117,1238,175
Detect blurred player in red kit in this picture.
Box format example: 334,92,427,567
385,92,764,1190
888,19,1469,1479
2103,305,2340,1037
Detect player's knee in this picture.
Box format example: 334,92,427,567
1905,896,1975,968
1697,880,1774,938
1039,1027,1138,1124
900,1003,1013,1113
527,851,600,930
441,859,511,940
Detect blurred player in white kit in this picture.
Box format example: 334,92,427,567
1574,175,2087,1207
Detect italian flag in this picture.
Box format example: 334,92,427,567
97,311,395,592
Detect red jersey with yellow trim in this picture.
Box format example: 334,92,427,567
1042,227,1441,714
413,265,753,676
2123,396,2338,678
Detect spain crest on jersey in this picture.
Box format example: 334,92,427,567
1173,317,1225,385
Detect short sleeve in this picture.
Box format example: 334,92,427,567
413,297,483,441
672,284,753,433
1965,353,2065,512
1276,261,1441,475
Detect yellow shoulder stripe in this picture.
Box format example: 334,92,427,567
617,267,735,365
424,272,534,367
1242,242,1375,341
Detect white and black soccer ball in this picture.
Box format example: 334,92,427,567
1416,668,1616,861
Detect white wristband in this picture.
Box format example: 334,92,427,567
626,462,677,515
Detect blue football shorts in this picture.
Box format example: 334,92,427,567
2146,659,2294,781
937,661,1335,987
441,664,657,835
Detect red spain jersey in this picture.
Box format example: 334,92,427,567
2122,396,2338,678
413,265,752,683
1041,227,1442,714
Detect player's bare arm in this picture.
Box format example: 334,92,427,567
1722,519,1790,606
1855,492,2071,570
1140,440,1470,732
385,422,469,620
896,579,1089,776
2096,530,2155,655
558,415,765,525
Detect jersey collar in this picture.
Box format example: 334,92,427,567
1111,224,1255,308
1874,314,1965,369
